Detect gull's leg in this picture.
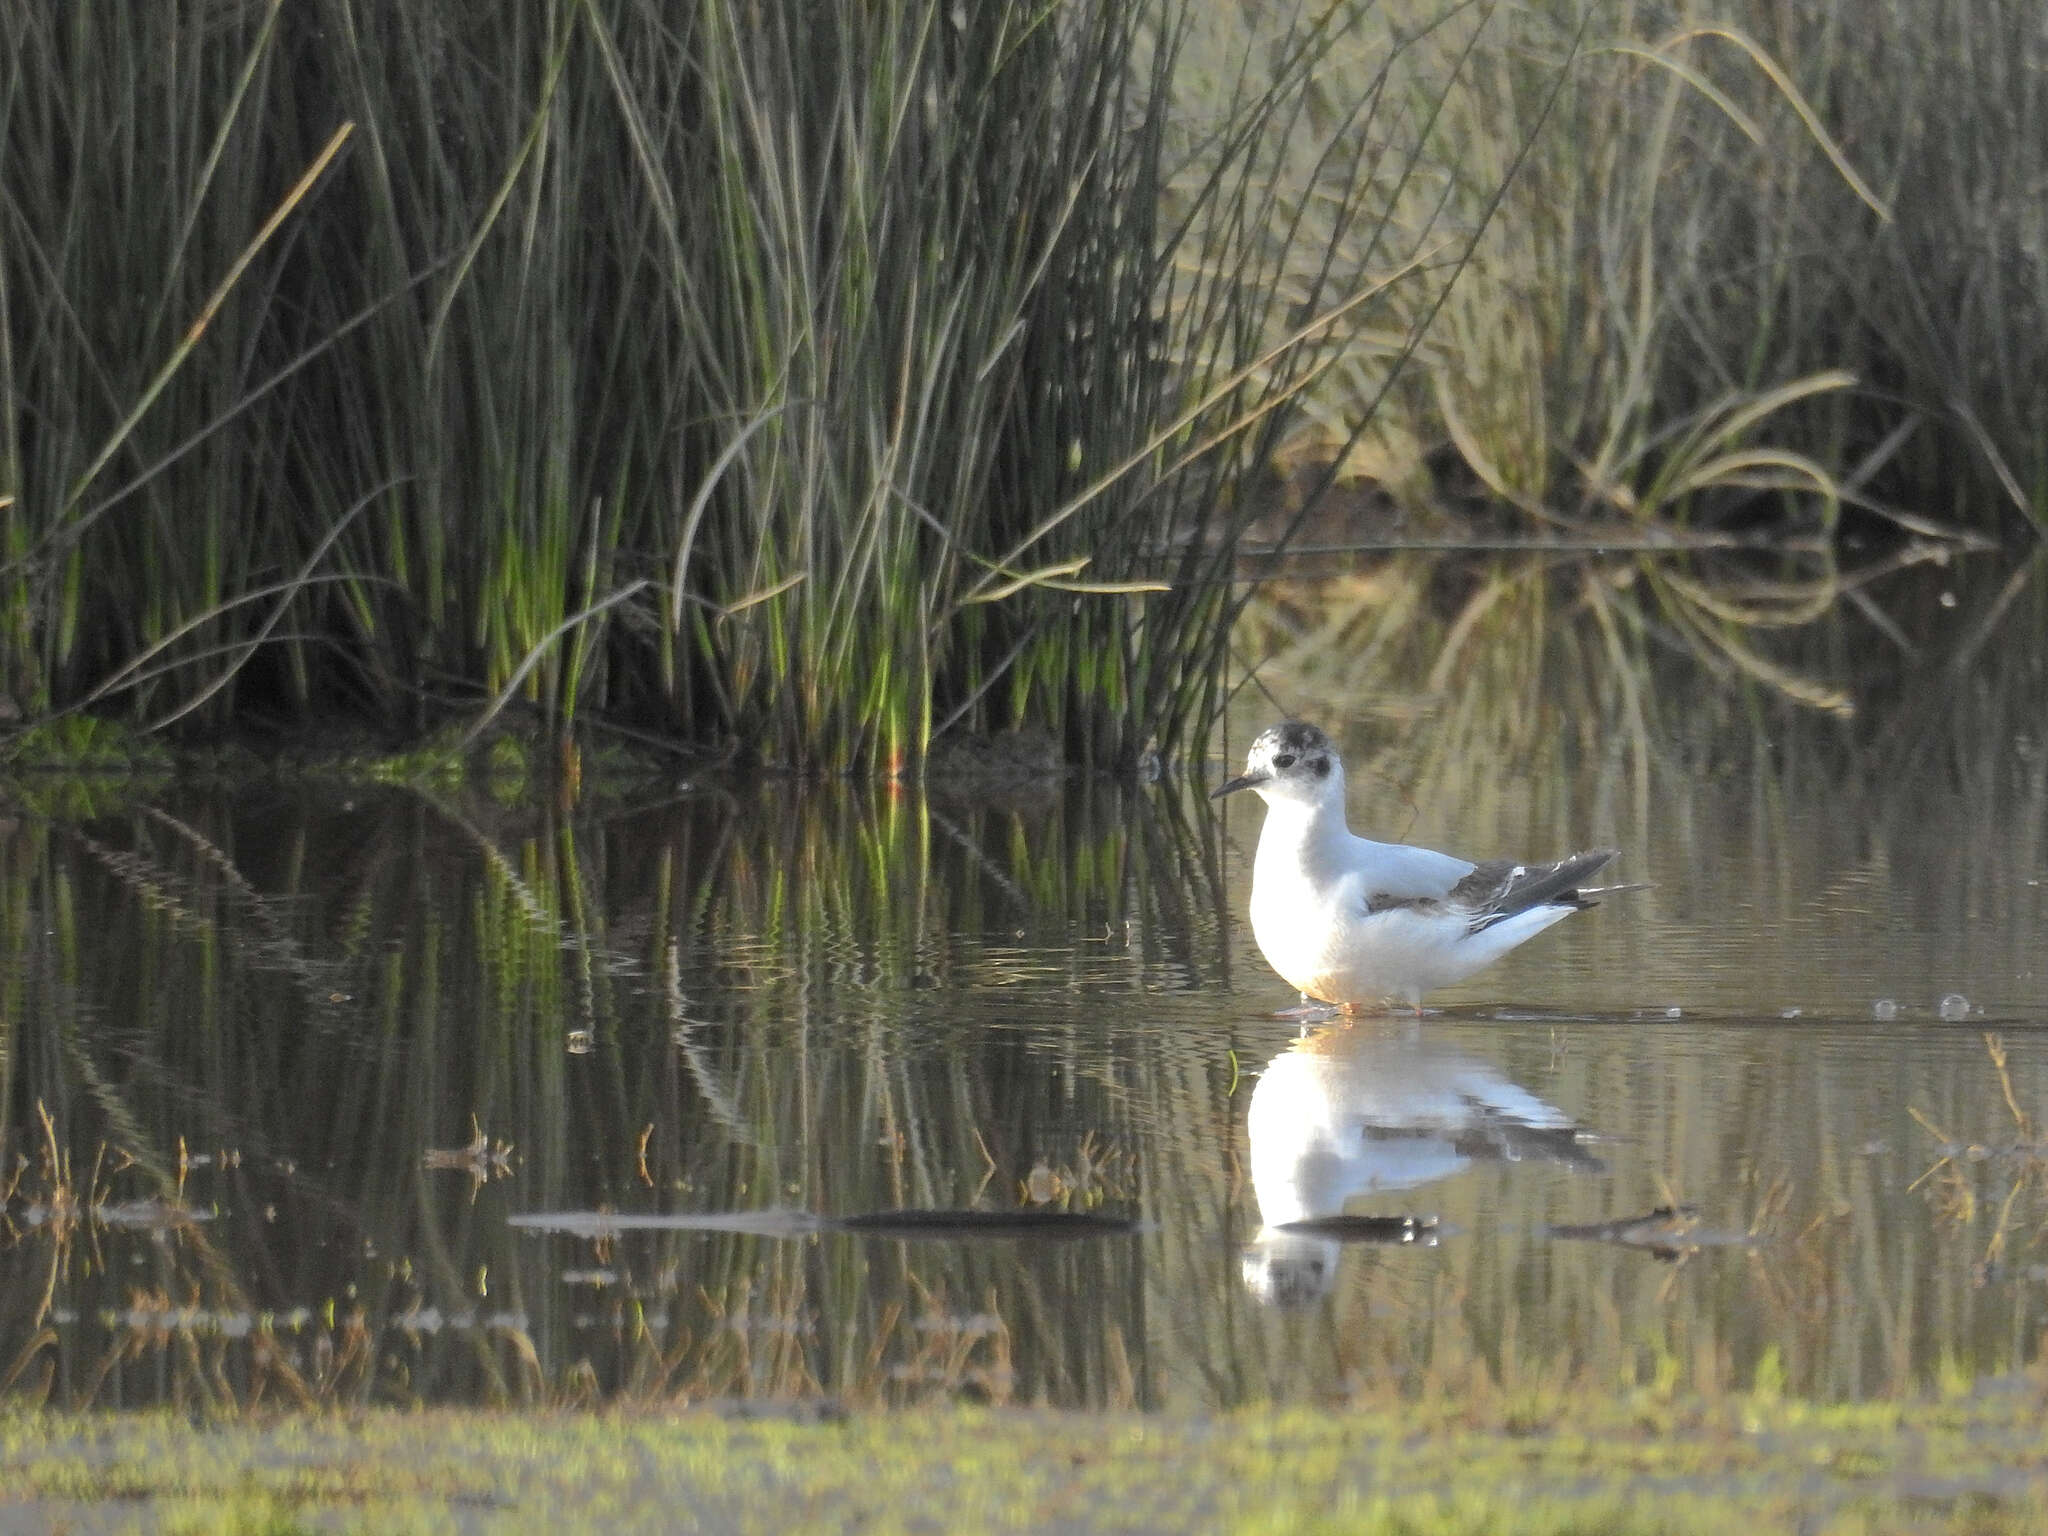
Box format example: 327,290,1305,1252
1277,995,1337,1032
1345,999,1396,1017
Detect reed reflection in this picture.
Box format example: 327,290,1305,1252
1241,1024,1602,1307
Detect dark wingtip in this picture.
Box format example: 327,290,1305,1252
1459,848,1632,922
1564,849,1623,901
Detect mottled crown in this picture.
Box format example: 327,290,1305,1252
1253,720,1332,758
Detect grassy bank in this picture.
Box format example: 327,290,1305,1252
7,1387,2048,1533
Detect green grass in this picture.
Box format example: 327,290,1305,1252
6,1389,2048,1533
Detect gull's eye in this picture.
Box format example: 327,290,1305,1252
1273,752,1297,770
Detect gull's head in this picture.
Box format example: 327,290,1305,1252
1210,720,1343,809
1240,1230,1340,1309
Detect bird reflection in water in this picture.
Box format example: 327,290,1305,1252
1242,1024,1602,1307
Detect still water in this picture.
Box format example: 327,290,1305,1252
3,558,2046,1413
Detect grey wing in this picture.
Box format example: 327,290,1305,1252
1452,849,1620,930
1351,840,1476,904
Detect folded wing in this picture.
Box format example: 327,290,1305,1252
1452,849,1621,931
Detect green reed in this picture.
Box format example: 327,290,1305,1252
4,1,2041,772
0,0,1479,772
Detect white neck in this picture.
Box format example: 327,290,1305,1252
1253,776,1357,880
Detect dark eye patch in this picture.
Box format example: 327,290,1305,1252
1273,752,1297,769
1312,756,1331,778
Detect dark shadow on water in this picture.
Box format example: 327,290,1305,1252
1540,1204,1760,1263
508,1208,1147,1240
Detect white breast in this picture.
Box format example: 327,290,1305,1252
1247,812,1476,1003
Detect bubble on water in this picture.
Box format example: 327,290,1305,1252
1939,993,1970,1021
1871,998,1899,1021
1663,1006,1682,1019
1780,1007,1802,1019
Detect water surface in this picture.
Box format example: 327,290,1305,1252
3,556,2045,1412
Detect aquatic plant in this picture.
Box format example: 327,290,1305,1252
0,0,1499,773
1265,0,2048,542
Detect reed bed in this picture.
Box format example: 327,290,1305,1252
0,0,1488,772
1,1,2038,769
1260,0,2047,543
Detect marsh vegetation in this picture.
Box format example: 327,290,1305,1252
4,5,2047,1522
0,0,2039,776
